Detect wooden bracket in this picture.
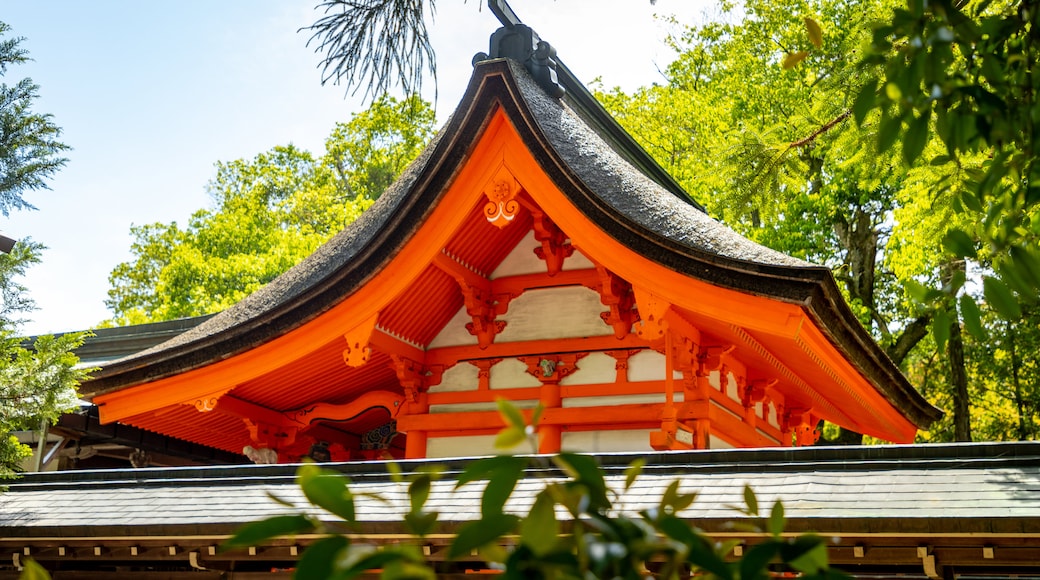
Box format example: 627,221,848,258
433,252,506,349
343,314,378,367
520,353,586,384
633,287,670,342
188,387,233,413
284,390,406,428
595,266,637,339
530,208,574,276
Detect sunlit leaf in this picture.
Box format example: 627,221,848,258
18,558,50,580
804,17,824,48
903,111,930,165
496,397,526,431
767,500,785,536
494,426,526,450
783,51,809,69
623,458,645,492
743,485,759,516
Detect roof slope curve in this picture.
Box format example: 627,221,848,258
84,59,941,430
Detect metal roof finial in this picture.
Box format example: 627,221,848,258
473,0,566,98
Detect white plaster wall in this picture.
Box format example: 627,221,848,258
490,230,595,279
560,351,616,386
561,393,684,408
426,434,499,458
427,306,480,348
561,429,652,453
490,358,542,389
496,286,613,342
627,350,682,382
724,372,741,403
708,434,735,449
428,363,479,393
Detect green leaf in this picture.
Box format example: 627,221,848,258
903,111,930,165
554,453,610,511
767,500,785,536
877,113,903,154
493,426,526,450
1010,245,1040,288
785,538,830,574
18,558,50,580
521,491,560,555
983,276,1022,319
804,17,823,48
481,461,524,517
942,228,976,258
743,485,759,516
299,465,356,523
221,514,315,549
740,542,780,580
456,455,528,488
959,294,987,341
783,51,809,69
409,473,432,514
658,515,731,579
929,154,951,166
449,513,520,559
623,458,645,492
403,510,439,538
932,306,951,352
852,79,878,125
496,397,526,431
295,535,350,579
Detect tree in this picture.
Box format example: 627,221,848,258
860,0,1040,324
0,23,88,476
105,95,435,324
0,22,69,215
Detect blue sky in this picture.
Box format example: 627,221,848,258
2,1,712,335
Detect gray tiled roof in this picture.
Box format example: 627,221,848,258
3,442,1038,539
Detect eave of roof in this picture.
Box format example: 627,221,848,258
81,59,940,430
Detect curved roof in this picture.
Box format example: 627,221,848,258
83,58,941,434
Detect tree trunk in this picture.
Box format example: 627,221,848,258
949,310,972,442
1007,320,1028,440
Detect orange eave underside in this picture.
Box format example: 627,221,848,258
92,104,918,444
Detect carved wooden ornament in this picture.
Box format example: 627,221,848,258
482,168,520,228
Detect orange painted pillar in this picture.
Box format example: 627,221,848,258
538,381,561,454
403,391,429,459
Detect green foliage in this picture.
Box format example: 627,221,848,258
0,242,91,477
221,400,849,580
0,22,69,216
863,0,1040,316
105,96,435,323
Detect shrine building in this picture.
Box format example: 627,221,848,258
10,10,1040,579
78,18,940,464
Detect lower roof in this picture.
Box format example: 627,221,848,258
3,442,1038,575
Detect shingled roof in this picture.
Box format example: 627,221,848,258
2,442,1038,576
